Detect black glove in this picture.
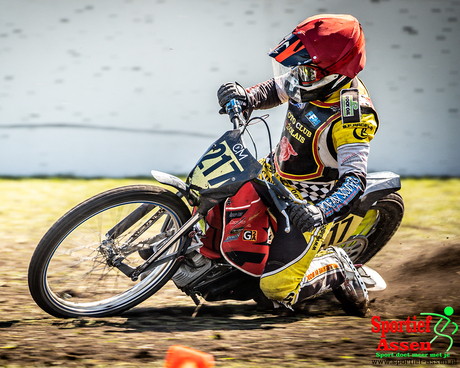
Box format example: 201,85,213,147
288,203,325,233
217,82,249,114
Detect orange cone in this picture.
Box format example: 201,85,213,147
164,345,215,368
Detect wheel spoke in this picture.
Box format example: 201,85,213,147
29,186,191,317
120,208,167,248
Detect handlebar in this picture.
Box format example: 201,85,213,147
225,99,245,129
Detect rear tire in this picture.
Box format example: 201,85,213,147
28,185,191,318
346,192,404,264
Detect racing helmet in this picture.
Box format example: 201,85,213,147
269,14,366,102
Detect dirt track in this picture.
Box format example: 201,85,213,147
1,231,459,367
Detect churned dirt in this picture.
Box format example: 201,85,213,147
1,231,459,367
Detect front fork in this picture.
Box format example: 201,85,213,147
104,211,203,281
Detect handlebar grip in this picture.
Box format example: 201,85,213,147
225,99,244,129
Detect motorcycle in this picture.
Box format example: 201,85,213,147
28,99,404,318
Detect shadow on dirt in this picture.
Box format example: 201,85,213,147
403,243,460,275
16,294,346,334
0,320,21,328
372,243,460,318
119,294,345,333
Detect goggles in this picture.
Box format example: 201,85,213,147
293,65,328,85
272,59,328,86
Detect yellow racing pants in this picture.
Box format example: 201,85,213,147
254,163,346,306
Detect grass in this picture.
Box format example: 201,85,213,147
0,177,459,245
396,178,460,241
0,177,161,245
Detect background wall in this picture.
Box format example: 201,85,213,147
0,0,459,177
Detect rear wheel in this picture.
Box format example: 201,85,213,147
343,192,404,264
28,185,191,318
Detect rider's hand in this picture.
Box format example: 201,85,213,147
217,82,249,114
288,203,325,233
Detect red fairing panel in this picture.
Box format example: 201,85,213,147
221,182,273,276
200,182,274,276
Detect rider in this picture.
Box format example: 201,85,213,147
217,14,378,316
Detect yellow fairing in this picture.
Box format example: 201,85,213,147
322,209,378,249
352,209,378,237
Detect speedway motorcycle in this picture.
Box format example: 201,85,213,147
28,100,404,318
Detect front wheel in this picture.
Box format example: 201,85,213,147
28,185,191,318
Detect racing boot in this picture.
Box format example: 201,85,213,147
330,246,369,316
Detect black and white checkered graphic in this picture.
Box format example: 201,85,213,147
288,180,335,202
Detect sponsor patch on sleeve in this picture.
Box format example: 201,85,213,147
340,88,361,125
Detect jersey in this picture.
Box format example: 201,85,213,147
246,76,379,223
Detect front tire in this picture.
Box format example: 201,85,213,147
28,185,191,318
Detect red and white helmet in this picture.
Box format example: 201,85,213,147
269,14,366,102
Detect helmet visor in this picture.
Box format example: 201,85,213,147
272,58,292,79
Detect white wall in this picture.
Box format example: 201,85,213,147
0,0,459,177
